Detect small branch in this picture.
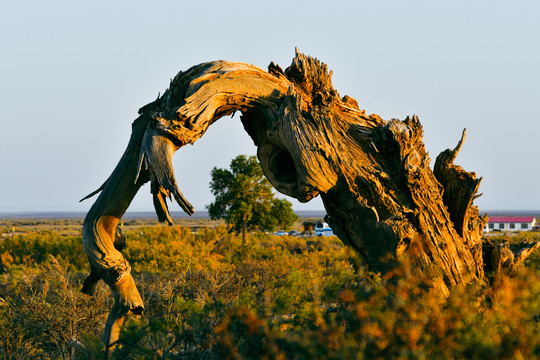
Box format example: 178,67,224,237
485,240,540,274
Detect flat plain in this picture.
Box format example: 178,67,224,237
0,214,539,359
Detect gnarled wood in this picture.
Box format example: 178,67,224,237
483,239,540,274
81,49,537,349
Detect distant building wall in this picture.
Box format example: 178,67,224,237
484,216,536,232
303,222,316,234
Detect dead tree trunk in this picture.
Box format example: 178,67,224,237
81,49,538,348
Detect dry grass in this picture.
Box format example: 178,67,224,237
0,219,539,359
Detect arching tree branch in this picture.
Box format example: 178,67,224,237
81,49,536,350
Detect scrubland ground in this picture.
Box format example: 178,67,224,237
0,218,539,359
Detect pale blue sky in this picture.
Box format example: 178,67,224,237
0,0,538,212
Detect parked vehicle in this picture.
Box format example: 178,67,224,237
315,222,334,237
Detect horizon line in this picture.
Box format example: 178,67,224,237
2,209,540,219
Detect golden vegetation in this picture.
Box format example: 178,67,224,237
0,220,539,359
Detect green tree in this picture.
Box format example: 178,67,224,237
207,155,298,243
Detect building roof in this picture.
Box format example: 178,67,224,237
488,216,535,223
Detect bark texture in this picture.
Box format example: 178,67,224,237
81,49,537,349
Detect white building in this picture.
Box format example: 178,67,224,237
484,216,536,233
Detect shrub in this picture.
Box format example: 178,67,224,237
0,225,538,359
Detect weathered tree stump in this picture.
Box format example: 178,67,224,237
81,49,538,350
